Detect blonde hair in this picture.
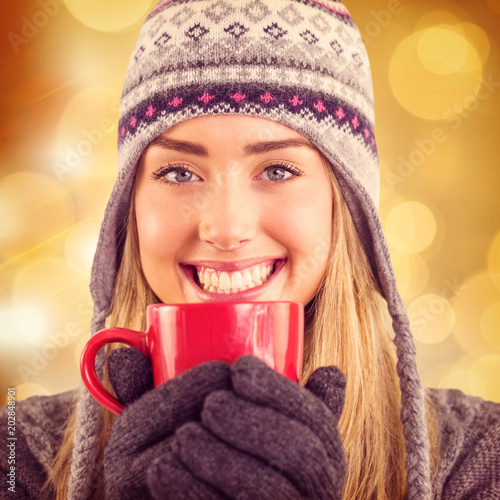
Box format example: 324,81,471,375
47,160,436,499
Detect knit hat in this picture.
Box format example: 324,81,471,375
70,1,432,498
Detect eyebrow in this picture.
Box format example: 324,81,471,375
148,136,317,156
148,137,208,156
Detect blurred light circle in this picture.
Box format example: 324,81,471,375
470,355,500,402
408,294,455,344
13,258,90,337
480,302,500,349
452,272,500,352
64,223,100,275
389,29,483,120
418,28,470,74
387,244,429,300
414,10,460,31
386,245,412,299
55,87,119,182
0,172,74,260
385,201,437,254
64,0,152,31
15,383,52,402
0,304,50,348
408,254,430,298
75,335,90,366
457,23,490,64
438,369,487,399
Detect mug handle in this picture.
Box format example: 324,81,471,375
80,328,148,415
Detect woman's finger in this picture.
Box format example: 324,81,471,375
148,450,229,500
201,391,341,498
231,355,345,460
173,422,302,500
110,361,231,453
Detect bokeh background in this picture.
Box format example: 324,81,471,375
1,0,499,404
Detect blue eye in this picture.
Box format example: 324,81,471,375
258,163,302,182
151,165,201,185
151,162,302,186
165,169,199,183
261,166,293,181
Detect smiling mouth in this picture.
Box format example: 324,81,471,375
192,262,277,294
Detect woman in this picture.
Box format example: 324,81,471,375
2,0,499,498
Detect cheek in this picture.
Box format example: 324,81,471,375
270,186,332,296
271,187,332,258
135,192,191,262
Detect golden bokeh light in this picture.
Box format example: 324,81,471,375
387,244,429,300
55,86,120,183
75,335,90,367
385,201,437,254
64,223,100,276
64,0,153,32
14,383,52,402
418,27,471,75
408,294,455,344
0,304,50,348
470,355,500,401
457,23,490,64
389,28,483,120
0,172,75,261
414,10,460,32
438,369,487,399
452,272,500,352
13,259,91,344
480,302,500,349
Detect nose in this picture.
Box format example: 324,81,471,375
198,180,257,251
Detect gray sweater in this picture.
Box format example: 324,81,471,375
1,387,499,499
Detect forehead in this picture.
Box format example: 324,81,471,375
159,114,309,140
145,115,321,157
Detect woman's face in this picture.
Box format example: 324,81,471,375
134,115,333,305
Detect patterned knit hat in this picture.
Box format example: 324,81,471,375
70,1,432,498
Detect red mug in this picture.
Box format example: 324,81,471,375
80,301,304,415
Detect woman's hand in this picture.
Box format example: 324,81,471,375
104,348,232,500
148,355,346,500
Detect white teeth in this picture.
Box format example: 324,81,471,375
204,268,211,286
230,271,244,290
219,271,231,290
242,269,253,286
251,266,262,284
260,265,267,280
211,273,219,288
196,262,276,294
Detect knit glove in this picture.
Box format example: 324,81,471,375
147,355,346,500
104,348,232,500
107,347,154,405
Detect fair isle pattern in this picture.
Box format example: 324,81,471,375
117,85,377,155
121,0,373,125
149,0,354,26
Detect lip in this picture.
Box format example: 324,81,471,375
180,258,287,302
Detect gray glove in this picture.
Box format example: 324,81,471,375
104,348,232,500
148,355,346,500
